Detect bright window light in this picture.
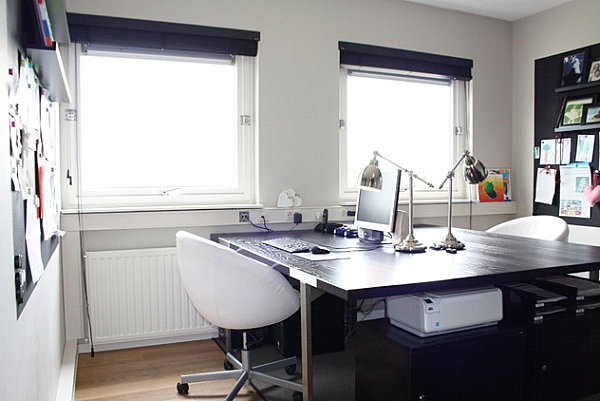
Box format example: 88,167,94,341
78,52,238,194
345,73,452,190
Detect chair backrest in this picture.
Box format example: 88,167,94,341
485,216,569,241
176,231,300,330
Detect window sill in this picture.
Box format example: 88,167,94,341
60,201,517,232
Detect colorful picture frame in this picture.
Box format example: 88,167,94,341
562,96,594,125
583,103,600,124
561,51,586,86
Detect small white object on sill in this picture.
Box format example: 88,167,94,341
276,188,302,207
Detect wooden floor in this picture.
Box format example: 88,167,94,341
75,340,263,401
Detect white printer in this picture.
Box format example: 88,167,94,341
387,287,503,337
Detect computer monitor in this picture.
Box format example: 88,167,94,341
354,169,401,242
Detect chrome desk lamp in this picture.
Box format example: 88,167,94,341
437,150,488,250
359,151,435,253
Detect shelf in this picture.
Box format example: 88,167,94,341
27,43,71,103
555,80,600,93
555,123,600,133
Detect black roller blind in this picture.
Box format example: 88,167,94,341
339,41,472,80
68,13,260,57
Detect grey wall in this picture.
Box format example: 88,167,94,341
58,0,516,340
65,0,514,208
0,0,65,401
0,2,65,400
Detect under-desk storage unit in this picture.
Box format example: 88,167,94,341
355,318,526,401
523,314,600,401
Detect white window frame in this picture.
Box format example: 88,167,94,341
61,44,256,210
339,65,470,203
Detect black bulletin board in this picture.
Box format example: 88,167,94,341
534,42,600,227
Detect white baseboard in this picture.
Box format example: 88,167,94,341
77,330,218,353
55,339,78,401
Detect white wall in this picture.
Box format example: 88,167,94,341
512,0,600,244
1,1,65,400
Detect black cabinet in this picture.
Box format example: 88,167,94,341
355,319,526,401
526,312,600,401
356,312,600,401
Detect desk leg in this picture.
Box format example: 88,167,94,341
300,282,313,401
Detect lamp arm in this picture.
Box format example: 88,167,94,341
374,151,435,188
438,150,470,189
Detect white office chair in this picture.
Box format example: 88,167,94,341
175,231,302,400
485,215,569,241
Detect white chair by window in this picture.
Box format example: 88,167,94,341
175,231,302,400
486,216,569,241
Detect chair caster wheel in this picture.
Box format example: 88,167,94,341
176,382,189,395
223,359,234,370
285,364,296,375
293,391,303,401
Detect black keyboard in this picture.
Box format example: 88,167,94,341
262,237,314,253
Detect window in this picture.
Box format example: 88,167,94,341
68,47,255,208
338,42,472,202
63,14,259,209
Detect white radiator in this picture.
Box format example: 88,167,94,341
85,248,215,346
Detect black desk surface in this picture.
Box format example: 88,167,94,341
215,226,600,301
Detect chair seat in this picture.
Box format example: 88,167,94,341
486,216,569,241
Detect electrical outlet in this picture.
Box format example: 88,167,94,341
239,211,249,222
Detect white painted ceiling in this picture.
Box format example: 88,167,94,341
402,0,576,21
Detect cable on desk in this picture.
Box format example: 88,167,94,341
246,216,273,232
323,243,395,252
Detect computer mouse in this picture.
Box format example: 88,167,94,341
310,246,330,255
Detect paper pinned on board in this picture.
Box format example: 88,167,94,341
540,138,571,165
25,197,44,283
535,167,556,205
559,163,591,218
575,135,595,162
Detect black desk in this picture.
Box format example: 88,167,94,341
216,226,600,400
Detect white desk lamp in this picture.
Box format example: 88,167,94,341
359,151,435,253
437,150,488,250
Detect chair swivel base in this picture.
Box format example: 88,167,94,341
177,350,302,401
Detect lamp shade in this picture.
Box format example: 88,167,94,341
359,158,383,190
464,154,487,184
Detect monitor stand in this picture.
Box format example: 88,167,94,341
358,228,384,243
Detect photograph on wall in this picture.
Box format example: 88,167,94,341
588,59,600,82
583,104,600,124
559,163,591,218
477,172,505,202
561,51,586,86
562,97,594,125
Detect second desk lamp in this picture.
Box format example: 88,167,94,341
437,150,488,250
359,151,435,253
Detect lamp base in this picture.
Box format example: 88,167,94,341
395,235,427,253
438,232,466,250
